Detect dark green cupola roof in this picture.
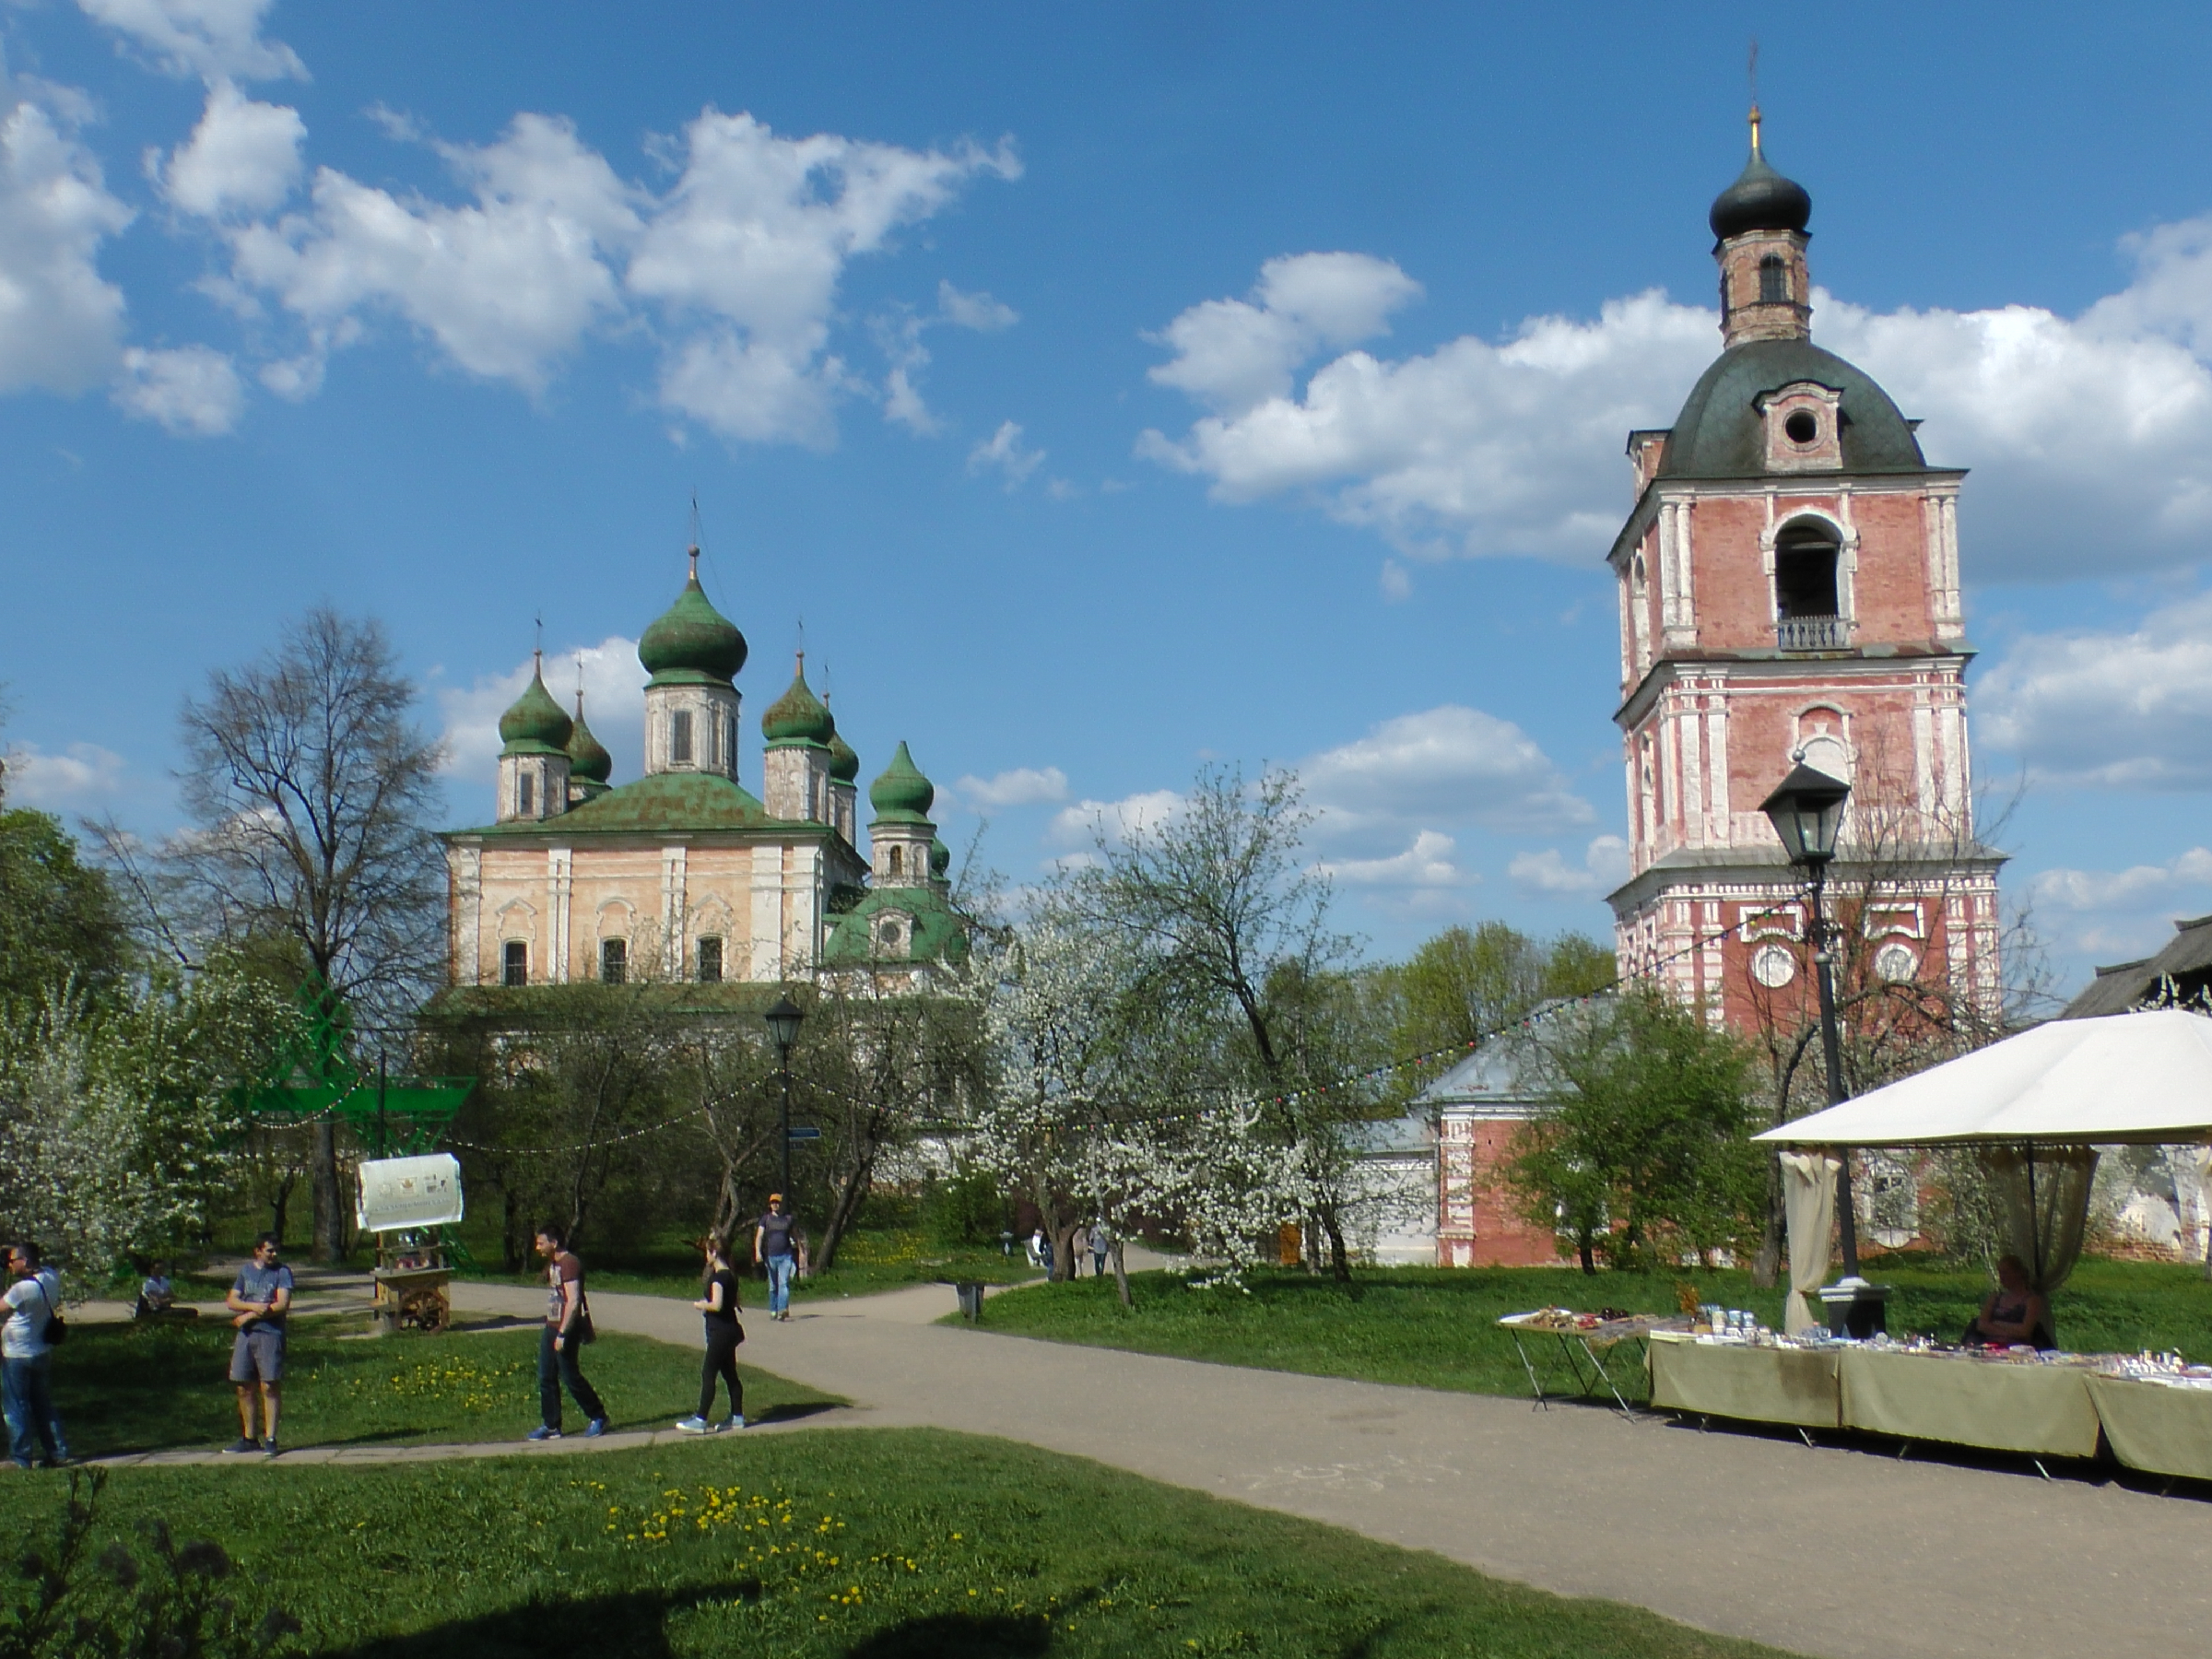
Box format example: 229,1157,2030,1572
929,837,950,880
828,725,860,783
868,741,935,824
760,654,834,747
638,549,747,686
499,658,573,756
1708,109,1811,242
565,690,612,784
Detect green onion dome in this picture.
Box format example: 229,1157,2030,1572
828,726,860,784
929,837,950,879
498,664,573,754
638,555,747,685
760,655,834,747
868,741,935,823
1709,112,1811,242
565,692,612,784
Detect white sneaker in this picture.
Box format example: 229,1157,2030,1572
724,1416,747,1430
674,1415,715,1434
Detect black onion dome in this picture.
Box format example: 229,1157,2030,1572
1709,131,1812,241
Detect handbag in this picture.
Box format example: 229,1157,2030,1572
575,1296,596,1346
36,1283,65,1347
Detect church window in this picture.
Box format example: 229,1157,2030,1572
1772,521,1841,618
722,715,735,773
502,940,528,986
600,937,627,983
888,845,903,878
518,771,535,816
697,935,723,983
1783,410,1819,445
1759,253,1789,304
671,709,694,765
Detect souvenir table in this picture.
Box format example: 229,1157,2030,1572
2083,1371,2212,1482
1497,1310,1688,1417
1648,1334,1841,1428
1837,1346,2102,1458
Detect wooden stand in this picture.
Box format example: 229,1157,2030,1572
371,1232,453,1335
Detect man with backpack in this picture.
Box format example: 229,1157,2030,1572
528,1224,607,1441
3,1241,69,1470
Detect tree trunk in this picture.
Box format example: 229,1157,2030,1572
1111,1237,1131,1309
311,1122,343,1262
502,1182,524,1274
1578,1233,1595,1275
269,1169,298,1247
1320,1207,1351,1284
816,1158,876,1272
1751,1152,1784,1289
1051,1218,1082,1283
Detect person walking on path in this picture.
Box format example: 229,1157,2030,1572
677,1232,746,1433
754,1195,802,1322
529,1224,606,1441
1089,1221,1110,1280
3,1242,68,1470
223,1233,291,1459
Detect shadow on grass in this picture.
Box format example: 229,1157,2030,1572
747,1399,841,1426
324,1591,1053,1659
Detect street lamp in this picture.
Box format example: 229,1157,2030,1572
763,994,805,1199
1759,764,1860,1278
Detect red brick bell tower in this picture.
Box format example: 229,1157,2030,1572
1606,112,2004,1030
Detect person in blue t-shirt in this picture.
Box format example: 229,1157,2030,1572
753,1195,804,1321
223,1233,293,1458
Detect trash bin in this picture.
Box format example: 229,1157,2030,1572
1818,1277,1890,1339
955,1281,985,1323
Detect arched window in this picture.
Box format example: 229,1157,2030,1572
1759,254,1789,304
600,938,627,984
697,936,723,983
888,845,903,878
518,771,535,816
670,709,694,766
502,940,528,987
1773,520,1841,620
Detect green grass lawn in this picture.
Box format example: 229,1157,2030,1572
969,1255,2212,1403
0,1430,1793,1658
458,1228,1041,1306
47,1317,835,1458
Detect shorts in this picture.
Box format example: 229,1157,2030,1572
229,1326,285,1384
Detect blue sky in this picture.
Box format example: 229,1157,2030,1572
6,2,2212,997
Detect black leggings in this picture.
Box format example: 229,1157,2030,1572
700,1324,743,1420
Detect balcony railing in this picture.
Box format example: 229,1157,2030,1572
1777,615,1850,652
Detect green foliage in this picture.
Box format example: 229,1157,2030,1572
1506,990,1765,1271
0,1469,300,1659
1383,921,1617,1059
926,1165,1008,1247
0,809,130,1006
0,1434,1786,1657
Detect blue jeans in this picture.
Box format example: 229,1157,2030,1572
3,1355,65,1467
537,1325,605,1430
765,1253,795,1314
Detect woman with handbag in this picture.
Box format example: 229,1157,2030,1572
3,1241,68,1470
676,1232,746,1432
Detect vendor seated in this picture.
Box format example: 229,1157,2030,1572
1962,1254,2053,1350
134,1260,194,1320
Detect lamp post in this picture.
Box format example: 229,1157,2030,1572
763,994,805,1200
1759,764,1860,1278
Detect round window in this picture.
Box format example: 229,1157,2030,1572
1784,410,1819,445
1874,942,1920,983
1750,944,1797,988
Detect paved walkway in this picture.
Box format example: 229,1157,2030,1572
434,1278,2210,1659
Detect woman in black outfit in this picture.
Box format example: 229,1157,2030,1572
676,1232,746,1432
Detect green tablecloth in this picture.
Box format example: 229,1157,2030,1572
1839,1348,2102,1458
2084,1375,2212,1481
1648,1336,1841,1428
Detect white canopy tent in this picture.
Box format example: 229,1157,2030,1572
1754,1009,2212,1148
1754,1009,2212,1332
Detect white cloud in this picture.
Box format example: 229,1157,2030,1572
1510,834,1630,898
437,636,647,795
1300,705,1593,849
112,343,241,433
0,91,134,395
969,418,1043,488
1048,789,1184,849
76,0,305,82
1379,559,1411,601
148,80,303,218
1976,591,2212,787
2026,848,2212,975
2031,848,2212,914
876,281,1019,435
935,279,1017,333
1147,252,1422,415
952,765,1067,809
1320,829,1473,888
229,112,639,393
2,740,126,806
1139,220,2212,577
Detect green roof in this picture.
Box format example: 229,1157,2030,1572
499,668,573,754
1656,338,1934,481
822,885,969,966
453,771,798,839
828,726,860,783
761,658,835,747
868,741,935,825
638,565,747,686
565,696,612,783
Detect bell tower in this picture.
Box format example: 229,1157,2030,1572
1606,114,2003,1028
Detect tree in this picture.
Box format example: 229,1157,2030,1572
0,806,131,1006
1385,922,1616,1059
158,609,447,1261
1067,765,1374,1280
1506,988,1764,1272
